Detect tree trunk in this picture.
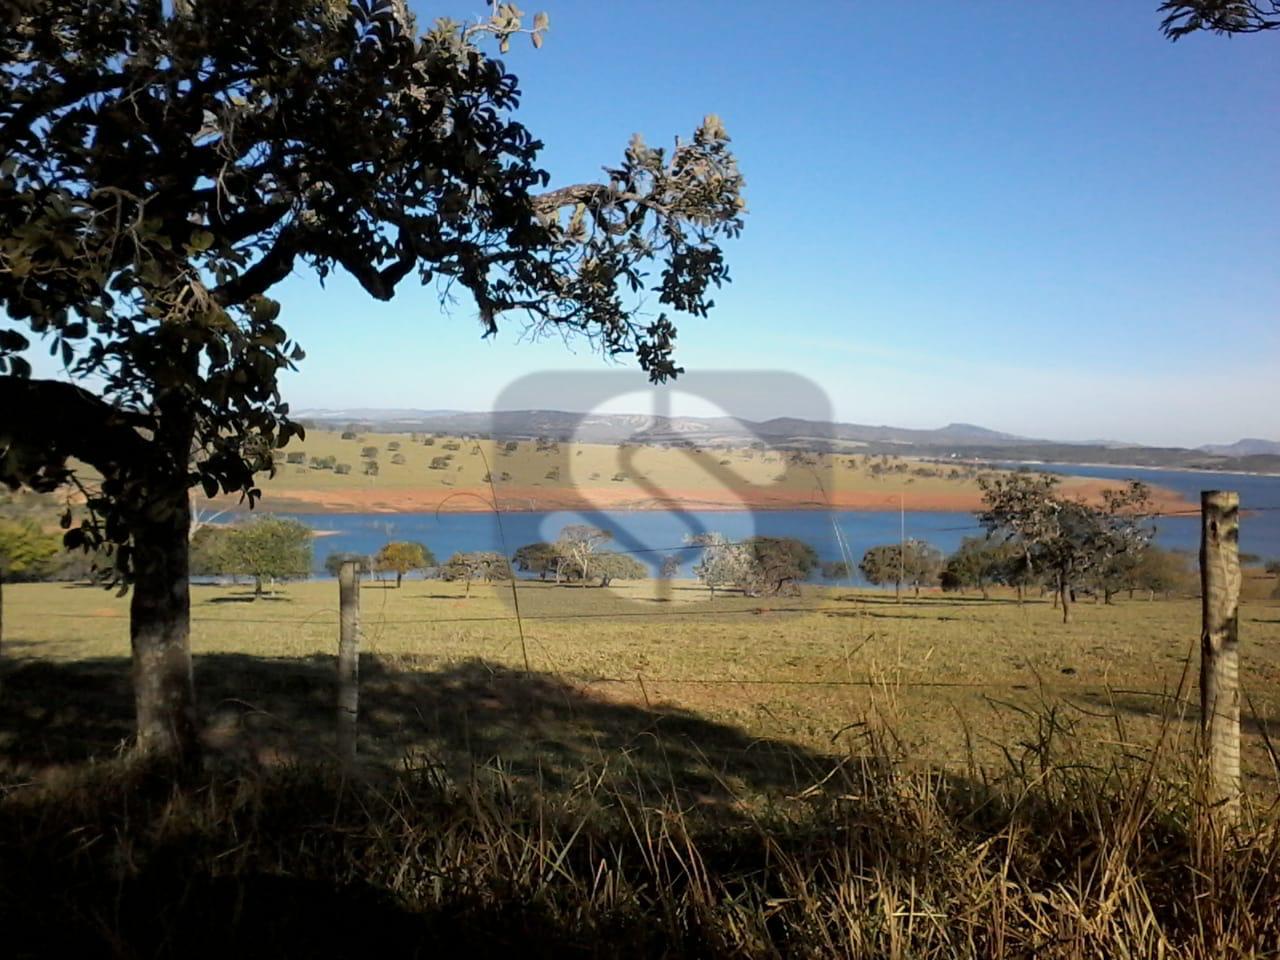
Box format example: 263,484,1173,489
1059,577,1071,624
396,572,402,589
894,580,901,602
254,576,263,598
1015,584,1023,606
130,492,200,764
0,572,5,697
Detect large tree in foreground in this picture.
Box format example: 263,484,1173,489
0,1,743,762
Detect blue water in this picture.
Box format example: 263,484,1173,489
284,465,1280,582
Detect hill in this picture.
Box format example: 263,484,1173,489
293,409,1280,475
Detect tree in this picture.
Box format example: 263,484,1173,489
324,551,373,578
1160,1,1280,38
858,540,941,599
373,540,434,587
820,560,850,581
591,552,647,587
745,536,818,596
513,541,561,580
188,524,232,578
0,2,743,763
690,533,754,599
941,536,1016,599
659,554,682,579
218,517,313,597
555,525,613,584
1130,546,1193,600
442,551,511,596
0,518,59,654
978,472,1152,623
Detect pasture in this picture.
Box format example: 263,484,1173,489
207,428,1135,515
5,575,1279,799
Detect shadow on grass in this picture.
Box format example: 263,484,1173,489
0,652,833,813
207,594,297,604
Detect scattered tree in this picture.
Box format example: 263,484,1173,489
690,533,754,599
820,560,850,581
1129,546,1194,600
859,540,941,599
555,525,613,583
940,536,1016,599
209,517,313,598
323,551,373,578
373,541,434,588
659,554,682,579
978,472,1152,623
745,536,818,596
592,552,647,587
513,541,561,580
0,518,59,651
442,551,512,596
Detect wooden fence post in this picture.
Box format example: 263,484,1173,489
1200,490,1241,822
337,560,361,767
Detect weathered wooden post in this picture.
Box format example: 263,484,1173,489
1200,490,1241,822
337,559,361,767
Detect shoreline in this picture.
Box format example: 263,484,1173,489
992,458,1280,479
203,475,1195,517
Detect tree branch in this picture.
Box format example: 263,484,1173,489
0,378,154,487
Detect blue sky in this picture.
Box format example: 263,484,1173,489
27,2,1280,446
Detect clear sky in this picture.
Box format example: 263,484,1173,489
29,2,1280,446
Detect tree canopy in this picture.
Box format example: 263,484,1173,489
0,517,60,582
323,551,373,578
859,540,942,598
0,0,743,760
373,540,434,587
977,472,1153,622
1159,1,1280,38
191,516,313,597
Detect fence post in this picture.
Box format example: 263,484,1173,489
337,559,361,767
1200,490,1241,822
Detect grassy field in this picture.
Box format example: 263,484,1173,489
5,575,1279,798
7,577,1280,957
201,427,1151,514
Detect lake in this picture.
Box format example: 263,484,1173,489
283,464,1280,582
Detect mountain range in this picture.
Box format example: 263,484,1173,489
293,408,1280,474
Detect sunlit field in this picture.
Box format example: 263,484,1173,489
6,575,1279,797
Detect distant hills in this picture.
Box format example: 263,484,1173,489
1198,439,1280,458
293,408,1280,475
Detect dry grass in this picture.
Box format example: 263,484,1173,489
5,577,1280,789
197,428,1123,514
6,578,1280,955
